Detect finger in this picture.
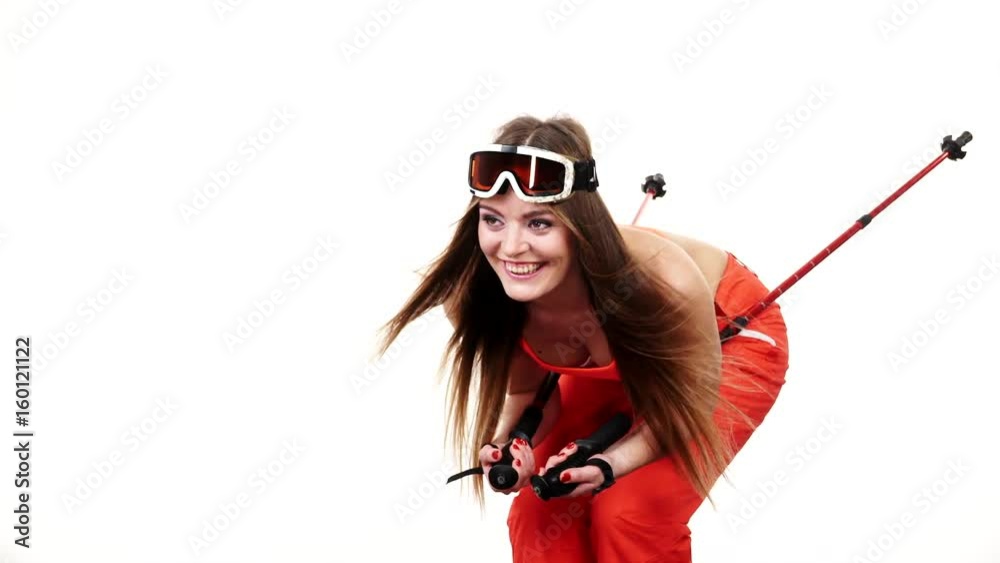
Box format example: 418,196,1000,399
479,445,503,466
521,440,534,472
542,452,563,473
560,467,601,498
560,442,577,456
509,439,536,489
542,448,571,474
510,438,532,469
544,442,576,472
565,482,598,498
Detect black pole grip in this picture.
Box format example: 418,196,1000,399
942,131,973,160
488,371,561,490
487,443,519,489
641,173,666,199
448,371,562,489
509,406,542,444
530,412,632,500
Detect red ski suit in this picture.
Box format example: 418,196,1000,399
507,241,791,562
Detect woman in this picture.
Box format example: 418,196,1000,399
375,115,790,562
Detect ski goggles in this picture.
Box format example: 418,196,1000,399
468,144,599,203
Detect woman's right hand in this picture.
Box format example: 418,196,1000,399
479,438,536,494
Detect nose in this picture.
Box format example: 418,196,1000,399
500,224,529,257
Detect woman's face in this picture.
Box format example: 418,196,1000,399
477,190,576,303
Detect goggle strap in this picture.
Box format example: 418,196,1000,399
572,159,599,192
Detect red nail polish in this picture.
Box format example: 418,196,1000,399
566,443,575,449
492,450,501,461
511,443,519,451
517,438,527,446
515,459,521,467
560,472,571,483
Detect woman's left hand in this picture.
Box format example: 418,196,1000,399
538,443,613,499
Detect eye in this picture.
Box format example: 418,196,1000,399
529,219,552,230
481,215,501,226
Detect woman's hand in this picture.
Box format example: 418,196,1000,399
478,438,536,494
539,443,613,498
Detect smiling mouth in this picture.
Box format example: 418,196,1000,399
503,261,545,276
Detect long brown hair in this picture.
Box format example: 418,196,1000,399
375,114,761,512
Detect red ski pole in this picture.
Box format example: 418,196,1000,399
718,131,973,340
629,133,973,339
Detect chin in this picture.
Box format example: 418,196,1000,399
503,286,546,303
498,273,558,303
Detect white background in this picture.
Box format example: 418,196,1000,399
1,0,998,561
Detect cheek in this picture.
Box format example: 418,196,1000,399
477,231,499,255
541,238,573,263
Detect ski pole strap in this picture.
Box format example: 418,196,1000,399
584,457,616,494
446,466,483,484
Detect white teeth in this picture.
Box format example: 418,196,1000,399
505,262,542,275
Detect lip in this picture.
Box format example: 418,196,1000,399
502,260,546,280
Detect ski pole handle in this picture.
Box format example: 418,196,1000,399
446,371,561,488
530,412,632,500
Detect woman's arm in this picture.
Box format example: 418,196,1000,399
490,383,561,446
596,419,658,479
444,294,561,448
596,252,723,480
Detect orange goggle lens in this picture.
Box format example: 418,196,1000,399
469,151,567,196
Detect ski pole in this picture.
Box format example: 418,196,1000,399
719,131,972,340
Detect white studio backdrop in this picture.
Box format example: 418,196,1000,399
1,0,998,561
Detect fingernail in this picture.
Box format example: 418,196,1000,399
514,459,522,467
492,450,501,461
515,438,526,446
511,443,519,451
560,472,571,483
566,443,575,449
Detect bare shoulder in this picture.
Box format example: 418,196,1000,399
618,224,729,296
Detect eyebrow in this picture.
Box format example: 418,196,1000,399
478,204,553,220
